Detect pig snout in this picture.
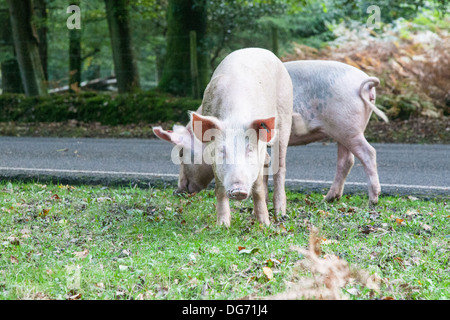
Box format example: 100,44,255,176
226,186,249,200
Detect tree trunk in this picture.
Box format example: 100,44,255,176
34,0,48,80
69,25,82,92
158,0,208,97
104,0,140,93
6,0,47,96
1,59,24,93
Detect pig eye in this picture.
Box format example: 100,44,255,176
179,149,184,158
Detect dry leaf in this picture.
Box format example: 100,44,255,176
8,236,20,245
10,256,18,264
73,249,89,259
263,267,274,280
238,247,260,255
67,293,82,300
40,209,51,217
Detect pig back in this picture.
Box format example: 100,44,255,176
284,60,369,125
202,48,292,127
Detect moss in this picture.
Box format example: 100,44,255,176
0,91,201,125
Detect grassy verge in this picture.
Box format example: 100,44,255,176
0,181,448,300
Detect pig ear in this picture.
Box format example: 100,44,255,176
251,117,276,143
153,126,191,147
190,111,222,143
152,126,173,143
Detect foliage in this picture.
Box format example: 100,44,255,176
0,182,448,300
0,91,201,125
283,13,450,119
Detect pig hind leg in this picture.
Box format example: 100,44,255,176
325,142,355,202
345,134,381,204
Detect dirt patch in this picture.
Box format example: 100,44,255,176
1,117,448,144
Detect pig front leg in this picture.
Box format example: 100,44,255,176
215,181,231,227
252,173,270,226
263,151,270,204
272,139,288,217
325,142,355,202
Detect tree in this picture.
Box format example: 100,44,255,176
68,1,81,92
158,0,208,97
34,0,48,80
6,0,47,96
104,0,140,93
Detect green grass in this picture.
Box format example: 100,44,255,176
0,181,448,300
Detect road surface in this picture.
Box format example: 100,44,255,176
0,137,448,198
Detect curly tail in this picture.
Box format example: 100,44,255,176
359,77,388,123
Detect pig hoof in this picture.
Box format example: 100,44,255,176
257,218,270,226
217,218,231,228
173,189,187,196
325,194,341,203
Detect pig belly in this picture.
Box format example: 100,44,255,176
288,112,327,146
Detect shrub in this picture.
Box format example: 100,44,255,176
0,91,201,125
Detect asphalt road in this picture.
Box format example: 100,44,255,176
0,137,448,198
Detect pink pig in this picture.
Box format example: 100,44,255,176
153,59,388,213
156,48,293,226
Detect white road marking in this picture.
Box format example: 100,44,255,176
0,166,448,191
0,167,178,178
283,178,449,191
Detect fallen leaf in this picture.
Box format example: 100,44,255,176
10,256,18,264
119,265,129,271
39,208,51,217
73,249,89,259
395,218,404,225
317,210,330,216
346,287,360,295
382,296,395,300
238,247,260,255
321,239,339,245
263,267,273,280
8,236,20,245
95,282,105,290
20,228,32,237
67,293,82,300
96,197,112,202
51,194,61,200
